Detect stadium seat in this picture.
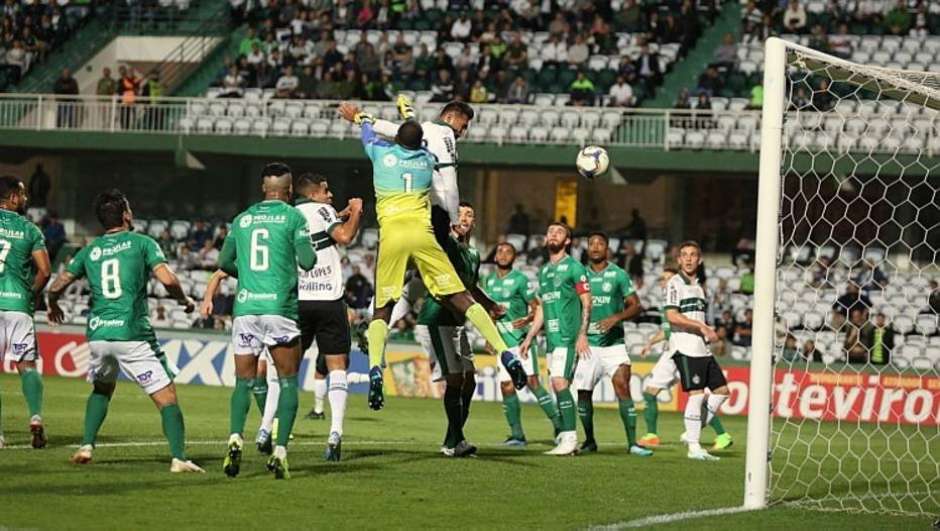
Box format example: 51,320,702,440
685,131,705,149
560,111,579,128
310,120,329,136
215,118,233,134
209,102,227,117
530,126,549,143
520,110,540,127
148,220,168,238
600,111,622,129
509,126,529,142
488,125,508,143
361,228,379,249
228,103,245,118
252,119,270,136
290,120,309,136
272,118,291,136
549,127,568,143
540,110,560,127
571,128,590,145
592,128,612,143
178,117,194,134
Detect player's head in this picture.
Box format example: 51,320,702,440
94,188,132,231
677,241,702,276
440,101,475,139
494,241,517,270
261,162,293,200
545,222,571,254
396,120,424,150
454,201,475,241
0,175,27,214
295,172,332,205
660,265,679,288
587,231,609,265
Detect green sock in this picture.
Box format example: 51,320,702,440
252,377,268,413
275,375,299,447
618,398,638,447
532,386,562,431
19,369,43,417
709,414,727,436
160,404,186,460
502,394,525,440
642,392,659,435
82,391,111,446
464,303,509,352
555,388,577,432
229,377,253,436
365,320,389,369
577,397,595,442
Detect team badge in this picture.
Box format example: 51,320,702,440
383,154,398,167
692,374,701,385
89,247,102,261
603,282,613,293
239,215,253,228
237,289,249,303
89,316,101,330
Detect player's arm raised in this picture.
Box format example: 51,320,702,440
200,269,228,318
519,301,544,359
153,263,195,313
328,198,363,245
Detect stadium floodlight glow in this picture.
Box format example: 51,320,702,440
746,36,940,516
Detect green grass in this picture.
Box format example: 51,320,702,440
0,374,935,530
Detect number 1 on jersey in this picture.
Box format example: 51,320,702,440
402,172,413,192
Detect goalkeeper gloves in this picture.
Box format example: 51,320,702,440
396,94,415,121
352,111,375,126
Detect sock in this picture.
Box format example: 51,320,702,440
261,367,279,432
709,414,726,435
275,375,299,447
328,370,348,436
555,387,577,432
642,392,659,435
82,391,111,446
19,369,43,417
706,394,729,434
229,377,253,436
460,377,474,429
366,320,389,369
533,385,562,431
464,303,509,352
618,398,638,447
502,394,525,440
252,376,268,414
160,404,186,460
314,377,327,414
684,393,706,451
577,396,595,443
443,385,464,448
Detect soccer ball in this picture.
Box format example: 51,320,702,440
575,145,609,180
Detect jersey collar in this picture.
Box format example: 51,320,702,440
433,118,455,131
294,198,312,206
679,271,697,285
588,261,610,275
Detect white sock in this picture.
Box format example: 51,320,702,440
684,393,706,452
314,377,327,414
261,365,280,432
274,445,287,459
389,296,412,327
328,370,348,436
705,393,728,425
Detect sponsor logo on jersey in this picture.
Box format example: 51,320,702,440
88,316,126,330
602,282,613,293
0,227,25,239
273,336,289,344
92,241,133,261
12,342,28,354
383,154,398,167
137,370,153,385
604,271,617,278
397,158,430,170
236,289,278,303
0,290,24,299
237,333,255,347
592,295,612,305
239,215,253,228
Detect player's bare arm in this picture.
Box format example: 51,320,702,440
512,298,538,330
665,308,718,343
30,248,52,296
328,198,363,245
46,271,75,325
153,263,195,313
640,329,666,357
200,269,228,317
596,292,641,333
575,290,592,358
519,301,544,359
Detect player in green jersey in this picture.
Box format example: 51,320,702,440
482,242,562,447
217,162,317,479
47,189,203,473
572,232,652,457
520,222,592,456
0,176,51,450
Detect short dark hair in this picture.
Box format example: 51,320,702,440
0,175,23,202
663,265,679,275
496,241,517,254
261,162,292,180
94,188,129,230
397,121,424,150
458,201,473,210
587,231,608,244
548,221,572,239
295,172,328,196
441,101,475,121
678,240,702,253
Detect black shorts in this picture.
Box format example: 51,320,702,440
673,353,727,392
298,299,351,359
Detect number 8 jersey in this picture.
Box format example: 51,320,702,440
66,231,166,342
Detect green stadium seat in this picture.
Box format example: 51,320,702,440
596,69,616,92
557,69,577,89
537,66,558,91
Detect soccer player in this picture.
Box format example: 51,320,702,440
47,189,203,472
219,162,317,479
337,102,525,412
519,222,592,456
292,172,362,461
482,241,562,447
0,176,50,449
638,267,732,450
665,241,729,461
572,232,652,456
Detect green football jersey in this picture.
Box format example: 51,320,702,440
0,209,45,314
482,269,533,347
417,237,479,327
66,231,165,342
537,254,588,351
587,262,635,347
227,200,310,320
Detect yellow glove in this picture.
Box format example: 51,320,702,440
396,94,415,120
353,111,375,125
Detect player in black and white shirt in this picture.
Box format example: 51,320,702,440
293,173,362,461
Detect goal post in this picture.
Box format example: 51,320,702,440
745,36,940,515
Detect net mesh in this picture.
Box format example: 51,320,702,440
769,44,940,516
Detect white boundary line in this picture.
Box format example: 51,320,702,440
590,506,758,529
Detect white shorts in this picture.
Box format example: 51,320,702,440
232,315,301,356
0,310,36,363
574,344,631,392
548,346,577,381
87,340,178,395
647,351,679,390
416,324,473,382
497,345,540,384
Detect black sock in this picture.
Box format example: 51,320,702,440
460,375,475,430
443,385,464,448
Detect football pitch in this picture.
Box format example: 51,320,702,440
0,374,933,530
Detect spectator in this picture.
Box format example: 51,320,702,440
733,309,753,347
140,71,165,129
345,265,373,309
747,83,763,109
809,256,834,289
506,75,530,104
782,0,807,33
802,339,822,363
567,34,589,67
431,48,453,76
633,43,661,97
781,334,799,362
739,261,755,295
617,242,643,288
869,312,894,365
118,66,141,129
623,208,647,241
716,309,736,339
152,305,171,328
909,1,929,37
712,32,738,71
674,87,692,109
548,12,569,36
833,281,872,317
450,12,471,41
608,75,634,107
430,69,455,102
198,239,219,270
697,66,723,96
469,79,488,103
712,326,729,357
540,33,567,67
392,34,414,75
853,259,888,293
275,65,299,98
807,24,829,53
843,307,873,364
297,64,318,98
883,0,911,36
923,279,939,314
741,1,763,30
189,220,212,250
158,229,176,259
27,164,50,208
505,33,528,70
569,71,595,106
4,41,28,83
41,211,66,261
614,0,643,32
220,66,245,97
731,233,754,267
53,67,79,128
96,67,116,97
508,203,530,237
453,68,472,101
238,27,262,57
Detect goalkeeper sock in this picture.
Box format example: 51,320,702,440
464,303,509,352
275,375,299,447
683,393,705,451
642,392,659,434
19,368,43,417
577,396,595,442
365,320,389,369
502,394,525,440
533,385,562,431
160,404,186,460
443,385,464,448
555,388,577,432
328,370,347,436
82,391,111,446
314,377,327,414
229,377,253,436
618,398,639,447
706,394,729,432
252,376,268,414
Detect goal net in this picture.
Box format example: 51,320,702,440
745,38,939,516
